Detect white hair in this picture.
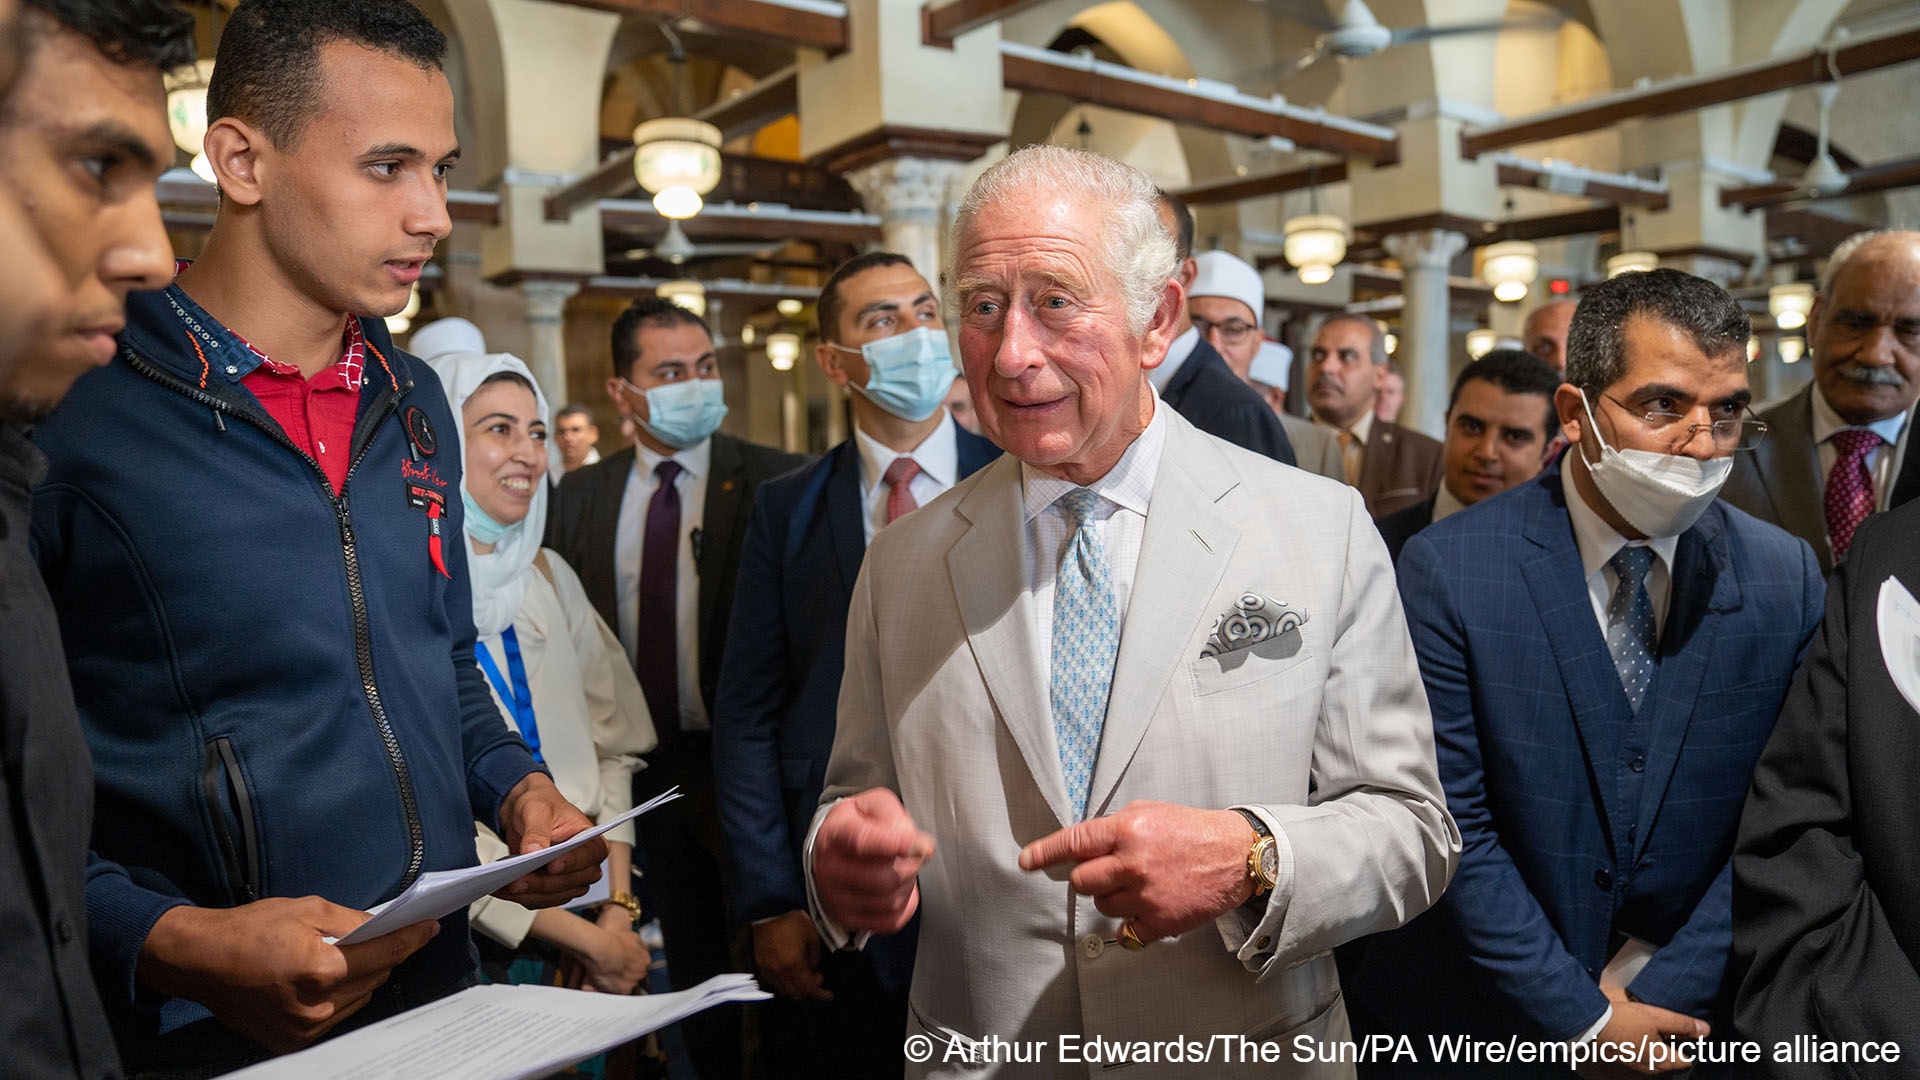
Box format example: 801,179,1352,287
1818,229,1920,300
947,144,1178,336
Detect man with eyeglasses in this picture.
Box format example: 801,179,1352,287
1340,269,1823,1079
1147,196,1295,465
1722,230,1920,573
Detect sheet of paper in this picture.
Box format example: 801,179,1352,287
566,857,614,912
334,788,680,946
227,973,769,1080
1877,576,1920,715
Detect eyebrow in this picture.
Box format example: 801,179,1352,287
470,411,523,426
72,120,164,172
1629,382,1752,408
362,142,462,163
859,292,937,320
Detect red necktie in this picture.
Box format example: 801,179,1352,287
1825,428,1883,561
883,457,922,524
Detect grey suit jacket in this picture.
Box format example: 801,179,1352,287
809,408,1458,1078
1722,384,1919,574
1281,413,1345,482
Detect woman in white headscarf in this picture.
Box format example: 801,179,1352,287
427,350,657,994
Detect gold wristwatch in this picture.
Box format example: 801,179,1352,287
1233,808,1278,897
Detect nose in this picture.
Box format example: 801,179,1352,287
1855,322,1900,367
409,180,454,244
991,302,1043,378
104,191,176,296
1473,428,1502,463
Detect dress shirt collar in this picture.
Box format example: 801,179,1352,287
1314,408,1375,446
854,410,958,495
1562,460,1679,583
1021,397,1167,523
1810,381,1909,448
633,435,711,483
1431,483,1469,523
1150,328,1200,393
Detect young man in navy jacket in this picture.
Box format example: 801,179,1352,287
30,1,600,1071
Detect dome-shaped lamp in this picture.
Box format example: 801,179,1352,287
656,279,707,319
1769,282,1815,331
385,283,423,335
633,118,723,221
1465,328,1498,360
1481,240,1539,303
766,332,800,372
166,59,216,157
1778,336,1806,364
1607,251,1658,278
1283,214,1347,285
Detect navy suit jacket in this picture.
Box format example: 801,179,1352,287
1159,339,1296,467
711,425,998,984
1341,464,1822,1055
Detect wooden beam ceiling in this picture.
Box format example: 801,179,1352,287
922,0,1051,47
1460,22,1920,158
546,0,847,53
1721,153,1920,210
1174,162,1348,206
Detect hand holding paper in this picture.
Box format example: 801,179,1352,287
498,771,606,907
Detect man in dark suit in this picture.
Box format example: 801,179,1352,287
1375,349,1562,563
1734,497,1920,1072
711,253,998,1077
1722,230,1920,574
1307,313,1444,517
549,298,805,1080
1150,192,1295,465
1341,269,1824,1077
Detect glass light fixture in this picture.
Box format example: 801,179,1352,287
766,332,800,372
1283,214,1347,285
776,298,804,317
1747,335,1761,362
189,152,216,185
1778,336,1806,364
632,118,722,221
166,59,216,157
656,279,706,318
1384,332,1398,355
740,323,756,346
385,283,422,336
1466,328,1498,359
1481,240,1539,303
1607,251,1658,278
1769,282,1814,331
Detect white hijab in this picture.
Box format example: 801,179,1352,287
425,351,550,639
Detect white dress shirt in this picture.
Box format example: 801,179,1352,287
1431,484,1469,524
853,411,960,546
616,437,710,732
1020,401,1167,671
1810,384,1911,514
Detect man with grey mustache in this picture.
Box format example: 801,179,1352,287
1723,230,1920,572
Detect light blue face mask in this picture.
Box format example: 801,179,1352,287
626,377,729,449
461,487,514,545
831,326,958,423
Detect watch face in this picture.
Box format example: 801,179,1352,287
1258,841,1279,883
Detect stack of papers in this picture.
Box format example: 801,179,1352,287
228,974,770,1080
333,788,681,946
1878,577,1920,714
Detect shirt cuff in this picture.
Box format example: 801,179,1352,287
1575,1006,1613,1045
802,797,870,953
1212,804,1295,975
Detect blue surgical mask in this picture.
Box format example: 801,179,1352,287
831,327,957,422
624,377,728,449
461,487,514,545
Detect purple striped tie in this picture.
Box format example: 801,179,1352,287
638,459,683,740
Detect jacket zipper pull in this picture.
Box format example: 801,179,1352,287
212,408,226,432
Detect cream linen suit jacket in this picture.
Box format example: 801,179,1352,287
807,409,1458,1079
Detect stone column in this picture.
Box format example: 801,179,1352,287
1382,229,1468,439
520,280,580,404
845,157,971,284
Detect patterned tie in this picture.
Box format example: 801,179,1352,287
1337,429,1362,486
882,457,922,523
1605,546,1658,715
1049,488,1119,819
1825,428,1883,561
637,460,683,740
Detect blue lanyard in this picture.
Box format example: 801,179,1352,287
476,626,542,763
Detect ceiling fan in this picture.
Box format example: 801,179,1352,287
1259,0,1559,83
621,219,784,265
1798,81,1850,197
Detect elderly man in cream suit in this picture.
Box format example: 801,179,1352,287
805,146,1458,1079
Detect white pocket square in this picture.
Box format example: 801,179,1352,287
1200,592,1309,659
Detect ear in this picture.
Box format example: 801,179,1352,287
1804,296,1825,342
814,342,851,388
1139,278,1185,372
1553,383,1589,446
203,118,266,207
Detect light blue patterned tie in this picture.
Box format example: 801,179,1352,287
1050,488,1118,820
1605,546,1658,714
